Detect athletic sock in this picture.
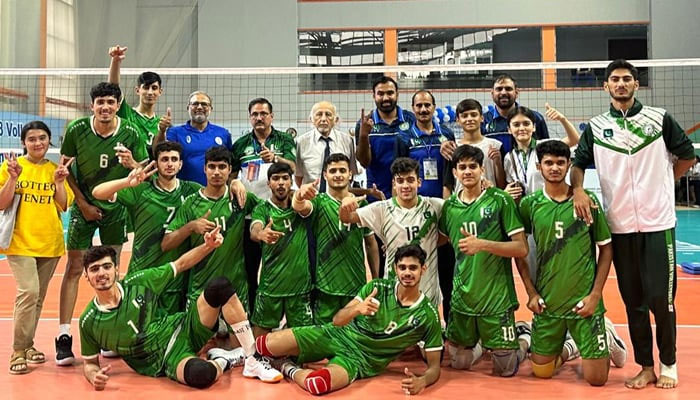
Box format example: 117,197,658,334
58,324,71,337
230,320,255,357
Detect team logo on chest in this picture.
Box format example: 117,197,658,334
642,124,655,135
603,128,614,138
215,137,223,145
400,122,410,131
244,146,254,156
480,207,493,218
186,135,192,143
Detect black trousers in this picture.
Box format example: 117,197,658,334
243,219,262,311
612,229,677,367
437,243,455,322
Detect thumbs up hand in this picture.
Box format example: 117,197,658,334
190,209,216,235
159,107,172,133
356,287,380,316
458,226,481,255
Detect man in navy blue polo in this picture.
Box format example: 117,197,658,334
483,74,549,153
356,76,415,201
153,91,232,186
396,90,454,198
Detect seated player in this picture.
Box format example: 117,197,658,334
438,144,530,376
92,141,202,313
250,162,314,334
254,244,442,396
292,153,379,324
79,229,281,390
517,140,614,386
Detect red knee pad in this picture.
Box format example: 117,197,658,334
304,368,331,395
255,334,271,357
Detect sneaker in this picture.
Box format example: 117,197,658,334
55,334,75,366
269,357,299,379
605,317,627,368
515,321,532,351
242,354,283,383
207,347,246,371
562,338,580,362
100,349,119,358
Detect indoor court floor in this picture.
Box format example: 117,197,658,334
0,211,699,399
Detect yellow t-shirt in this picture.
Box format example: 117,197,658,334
0,156,74,257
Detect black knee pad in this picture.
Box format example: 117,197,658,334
203,276,236,307
183,358,217,389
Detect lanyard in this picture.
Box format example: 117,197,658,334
411,120,442,159
513,147,533,185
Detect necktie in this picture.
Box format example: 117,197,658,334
319,136,332,192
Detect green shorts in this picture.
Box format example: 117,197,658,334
252,292,313,329
531,313,609,360
158,273,188,314
446,309,519,350
66,203,128,250
313,291,353,325
292,325,389,381
162,305,216,380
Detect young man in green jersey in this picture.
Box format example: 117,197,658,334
162,146,258,310
254,244,442,396
108,45,163,153
339,157,444,310
518,140,613,386
292,153,380,324
438,144,530,377
249,162,314,334
56,82,149,365
92,141,202,313
80,228,281,389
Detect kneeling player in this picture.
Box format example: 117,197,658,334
518,140,613,386
438,144,530,376
79,228,282,390
254,244,442,395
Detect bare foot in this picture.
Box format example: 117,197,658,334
625,367,657,389
656,374,678,389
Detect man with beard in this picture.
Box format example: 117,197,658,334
339,158,443,309
56,82,149,366
231,97,296,310
107,45,163,156
295,101,358,191
249,163,313,335
518,140,615,386
572,59,695,390
396,90,454,198
438,145,530,376
152,91,232,186
292,153,380,324
254,244,442,396
92,141,202,313
79,231,281,389
482,74,549,147
356,76,415,201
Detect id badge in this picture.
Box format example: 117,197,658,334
423,158,438,180
246,160,261,181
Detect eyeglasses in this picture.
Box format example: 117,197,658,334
189,102,211,108
250,111,271,119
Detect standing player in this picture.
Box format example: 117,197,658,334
519,140,614,386
439,145,529,376
292,153,380,323
340,157,443,308
572,59,695,389
107,45,162,153
249,163,313,335
80,230,281,390
255,244,442,396
162,146,259,310
56,82,149,365
92,141,202,313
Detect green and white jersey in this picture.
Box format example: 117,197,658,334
117,178,202,274
79,263,180,376
117,100,160,147
519,188,611,319
572,99,695,233
310,193,372,296
60,116,149,210
356,196,443,307
438,187,524,316
167,188,260,303
250,199,312,297
344,279,443,363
